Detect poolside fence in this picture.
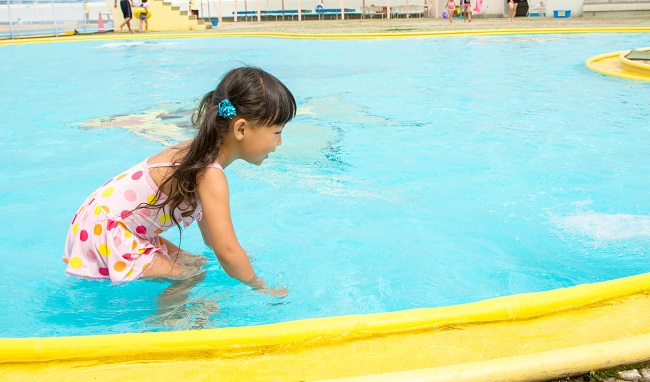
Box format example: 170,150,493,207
0,0,115,38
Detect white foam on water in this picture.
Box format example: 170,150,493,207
552,212,650,241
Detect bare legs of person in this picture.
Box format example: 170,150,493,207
141,239,216,329
119,17,133,33
464,7,471,21
448,9,453,23
508,1,517,22
140,238,206,280
139,18,148,33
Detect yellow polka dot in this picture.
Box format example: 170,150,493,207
114,261,126,272
98,244,111,256
138,248,145,254
94,224,102,235
102,187,115,197
72,223,79,235
115,173,127,181
93,205,109,215
125,269,133,278
124,230,132,238
69,257,82,269
159,213,171,224
147,195,158,204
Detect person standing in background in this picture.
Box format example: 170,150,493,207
507,0,519,22
115,0,135,32
84,1,91,23
189,0,199,17
462,0,471,21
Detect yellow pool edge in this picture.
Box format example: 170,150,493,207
323,332,650,382
2,271,650,365
1,26,650,45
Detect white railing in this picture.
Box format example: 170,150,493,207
1,0,113,38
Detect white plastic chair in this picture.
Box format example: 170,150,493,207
527,0,546,17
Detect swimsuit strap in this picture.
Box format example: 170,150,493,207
147,161,224,171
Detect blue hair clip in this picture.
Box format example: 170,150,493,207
217,99,237,119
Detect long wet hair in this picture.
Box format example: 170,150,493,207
145,67,297,231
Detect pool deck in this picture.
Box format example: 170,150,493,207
199,14,650,35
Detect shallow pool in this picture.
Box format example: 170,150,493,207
0,33,648,337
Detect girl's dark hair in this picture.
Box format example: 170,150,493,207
145,66,296,231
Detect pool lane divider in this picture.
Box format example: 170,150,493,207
1,271,650,364
1,27,650,45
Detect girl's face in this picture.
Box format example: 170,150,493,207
240,123,284,166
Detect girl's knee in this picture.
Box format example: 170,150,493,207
142,254,183,278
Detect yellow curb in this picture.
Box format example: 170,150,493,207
2,27,650,45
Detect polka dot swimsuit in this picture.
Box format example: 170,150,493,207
63,159,223,282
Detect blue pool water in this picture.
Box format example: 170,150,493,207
0,33,649,338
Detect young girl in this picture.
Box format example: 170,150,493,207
446,0,456,24
63,67,295,296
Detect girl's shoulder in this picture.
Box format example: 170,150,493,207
147,140,192,165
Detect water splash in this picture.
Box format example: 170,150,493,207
553,212,650,241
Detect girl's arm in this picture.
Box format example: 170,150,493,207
197,168,286,294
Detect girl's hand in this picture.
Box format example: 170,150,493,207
260,286,289,297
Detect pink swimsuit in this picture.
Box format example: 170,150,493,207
64,159,222,282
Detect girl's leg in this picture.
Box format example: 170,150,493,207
141,253,194,280
161,237,207,267
144,19,148,32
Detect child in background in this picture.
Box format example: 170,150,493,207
446,0,456,24
138,0,150,33
63,67,295,296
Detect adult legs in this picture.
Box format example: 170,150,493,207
508,1,518,21
119,16,132,32
119,0,134,32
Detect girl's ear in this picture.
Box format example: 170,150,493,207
232,117,248,141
